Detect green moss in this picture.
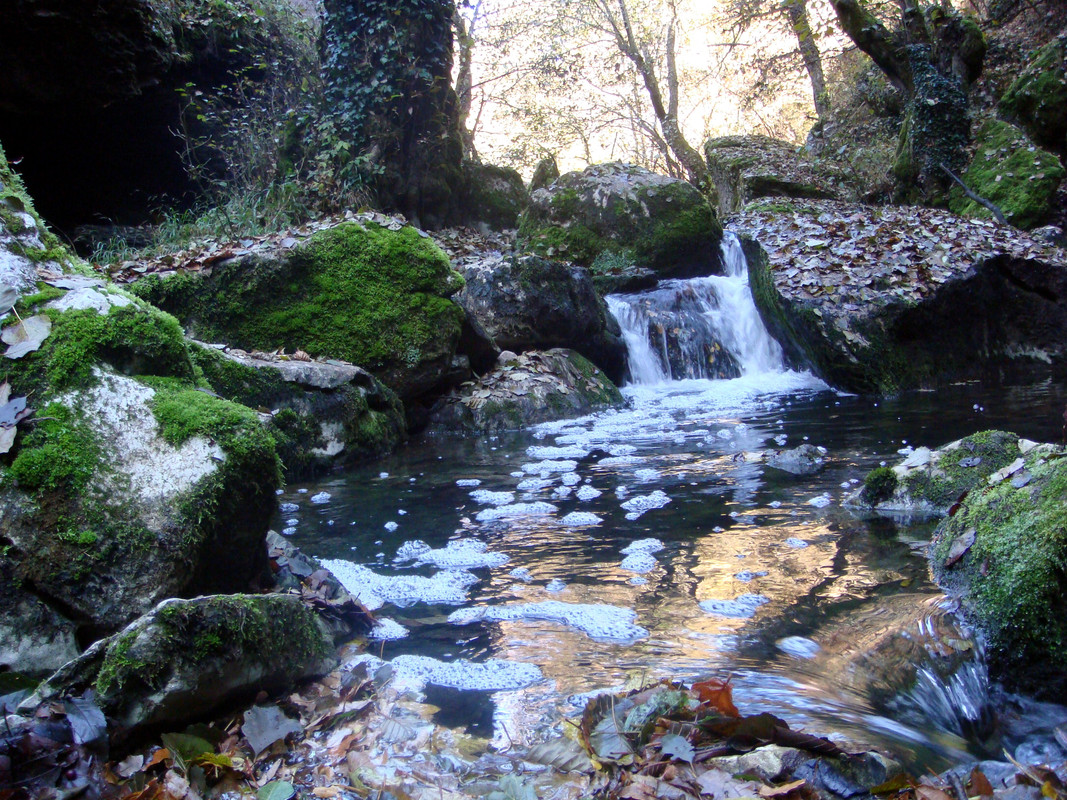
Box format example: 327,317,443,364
9,403,102,493
862,466,898,505
950,119,1065,229
999,37,1067,151
932,450,1067,679
95,631,148,695
904,430,1019,507
189,344,279,406
518,216,610,266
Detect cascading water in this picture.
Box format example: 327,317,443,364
607,232,785,384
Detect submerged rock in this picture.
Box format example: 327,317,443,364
703,135,853,216
929,437,1067,697
132,215,466,400
428,348,624,432
518,162,723,291
453,251,626,380
24,594,336,733
739,200,1067,393
846,430,1025,518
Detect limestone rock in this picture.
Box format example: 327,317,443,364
703,135,853,216
929,437,1067,696
132,216,466,400
452,252,626,381
24,594,336,734
737,200,1067,393
518,162,723,292
765,444,828,476
460,161,529,231
0,558,78,676
429,349,624,432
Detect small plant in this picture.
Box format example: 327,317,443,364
862,466,898,505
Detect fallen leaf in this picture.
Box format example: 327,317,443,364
692,678,740,717
944,528,976,568
257,780,296,800
2,314,51,359
242,705,303,756
760,779,807,797
659,732,695,764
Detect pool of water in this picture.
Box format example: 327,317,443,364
279,373,1067,772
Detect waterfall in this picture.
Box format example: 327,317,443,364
607,232,785,385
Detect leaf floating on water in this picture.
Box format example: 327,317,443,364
944,527,977,568
2,314,51,359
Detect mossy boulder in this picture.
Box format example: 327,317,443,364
25,594,336,733
460,161,529,230
738,201,1067,393
517,162,723,292
0,143,83,290
529,156,561,192
453,253,626,381
845,431,1025,519
950,119,1064,229
190,344,405,480
429,349,624,432
999,34,1067,155
0,289,280,670
703,135,853,216
132,216,465,400
929,438,1067,697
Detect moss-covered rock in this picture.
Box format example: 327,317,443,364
191,343,406,479
950,119,1064,229
929,438,1067,696
529,156,560,192
846,431,1024,518
133,216,465,400
517,163,723,291
429,349,624,432
703,135,853,216
460,161,529,230
453,253,626,382
999,34,1067,155
26,594,336,732
0,289,280,667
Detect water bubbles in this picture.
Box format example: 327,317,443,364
279,502,300,513
384,521,398,532
784,537,809,548
310,491,331,504
560,511,602,526
576,485,602,501
545,578,567,592
699,593,770,618
777,636,820,658
456,478,482,487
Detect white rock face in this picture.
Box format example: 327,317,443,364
59,369,223,511
48,287,132,315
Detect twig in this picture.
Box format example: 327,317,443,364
949,769,969,800
939,163,1009,226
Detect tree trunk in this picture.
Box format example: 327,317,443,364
783,0,829,120
453,4,479,160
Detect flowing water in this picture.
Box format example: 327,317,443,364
281,234,1067,773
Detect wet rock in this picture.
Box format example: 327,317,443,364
190,342,406,479
929,436,1067,697
132,215,465,400
766,444,827,475
518,162,723,292
793,751,901,798
428,348,624,432
0,558,79,676
846,430,1027,519
704,135,853,216
739,200,1067,393
23,594,337,735
452,251,626,380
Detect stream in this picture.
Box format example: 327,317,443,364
278,235,1067,776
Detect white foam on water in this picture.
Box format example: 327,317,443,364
599,455,639,467
470,489,515,506
620,553,658,573
777,636,820,658
361,654,544,693
449,600,649,641
610,444,638,456
369,618,409,640
527,444,590,460
517,477,554,492
509,567,533,582
285,518,299,526
475,501,557,523
807,493,833,508
576,485,602,501
634,468,661,481
281,526,296,536
320,559,479,609
560,511,602,526
734,570,767,582
699,593,770,618
621,538,665,555
628,576,649,586
395,539,509,569
279,502,300,513
456,478,482,487
561,472,582,486
784,537,809,548
620,490,671,518
384,521,398,532
545,578,567,592
310,491,331,504
522,459,578,475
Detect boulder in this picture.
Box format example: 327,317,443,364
765,444,827,476
517,162,723,292
929,437,1067,697
429,349,624,432
529,156,561,192
998,34,1067,156
131,214,466,400
24,594,337,734
949,119,1064,229
191,343,406,479
703,135,853,216
737,200,1067,393
452,251,627,381
0,288,279,671
845,431,1026,519
460,161,529,230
